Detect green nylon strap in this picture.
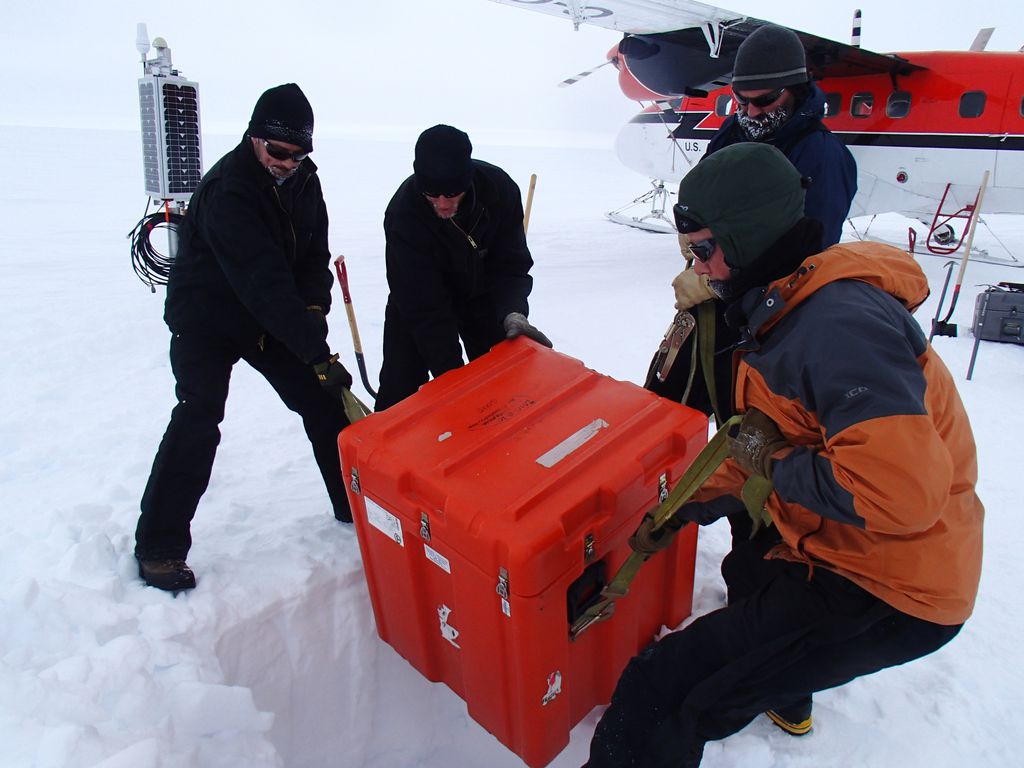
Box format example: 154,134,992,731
678,324,699,408
569,414,742,640
697,301,723,426
342,388,372,424
741,473,775,537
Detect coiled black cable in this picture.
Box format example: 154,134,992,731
128,206,186,290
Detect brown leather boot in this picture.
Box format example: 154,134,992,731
137,557,197,591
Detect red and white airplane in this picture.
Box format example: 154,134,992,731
491,0,1023,260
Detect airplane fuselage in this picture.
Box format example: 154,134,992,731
616,51,1024,220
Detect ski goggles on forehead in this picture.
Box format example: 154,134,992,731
672,204,705,235
261,139,309,163
732,87,786,108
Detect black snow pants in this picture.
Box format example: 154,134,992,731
374,297,504,411
135,329,351,561
585,534,963,767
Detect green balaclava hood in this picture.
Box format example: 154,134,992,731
675,142,805,271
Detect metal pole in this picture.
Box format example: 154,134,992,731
966,291,989,380
165,200,179,261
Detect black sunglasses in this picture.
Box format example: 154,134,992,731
732,87,786,108
423,191,463,199
686,238,717,263
672,205,716,262
261,139,309,163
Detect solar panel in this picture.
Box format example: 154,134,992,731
137,75,203,201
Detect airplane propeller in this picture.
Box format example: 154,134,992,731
970,28,994,52
558,58,614,88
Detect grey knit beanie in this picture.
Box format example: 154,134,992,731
731,25,809,92
676,143,805,270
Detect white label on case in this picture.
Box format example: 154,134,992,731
423,543,452,574
542,670,562,706
438,604,460,648
535,418,609,468
365,497,404,546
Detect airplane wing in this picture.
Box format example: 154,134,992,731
487,0,741,35
489,0,922,95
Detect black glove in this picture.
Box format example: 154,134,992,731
727,408,790,479
503,312,553,348
313,353,353,399
307,304,328,341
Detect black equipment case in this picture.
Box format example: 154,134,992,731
973,283,1024,345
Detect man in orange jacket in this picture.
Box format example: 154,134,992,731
586,142,983,767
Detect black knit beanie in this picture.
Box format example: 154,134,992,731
731,25,809,92
248,84,314,153
414,125,473,196
676,143,805,270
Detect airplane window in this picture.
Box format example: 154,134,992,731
851,93,874,118
715,94,735,117
886,91,912,118
823,93,841,118
959,91,986,118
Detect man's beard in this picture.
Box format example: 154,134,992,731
709,278,736,299
737,105,791,140
267,165,298,182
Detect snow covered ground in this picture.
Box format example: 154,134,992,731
1,122,1022,768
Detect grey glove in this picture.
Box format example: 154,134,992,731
503,312,553,348
630,512,686,556
630,496,735,554
727,408,790,479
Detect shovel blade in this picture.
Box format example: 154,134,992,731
931,319,959,338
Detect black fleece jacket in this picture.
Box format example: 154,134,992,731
382,159,533,377
164,136,333,365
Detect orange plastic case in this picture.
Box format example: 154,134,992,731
338,339,707,767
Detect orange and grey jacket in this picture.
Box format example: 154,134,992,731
694,241,984,625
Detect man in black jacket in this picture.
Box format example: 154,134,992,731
135,84,355,591
651,25,857,416
374,124,550,411
650,25,857,422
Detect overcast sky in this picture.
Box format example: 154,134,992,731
2,0,1020,144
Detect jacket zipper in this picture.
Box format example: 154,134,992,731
449,217,478,250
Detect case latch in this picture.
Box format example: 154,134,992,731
583,532,596,564
496,567,510,599
496,567,511,617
